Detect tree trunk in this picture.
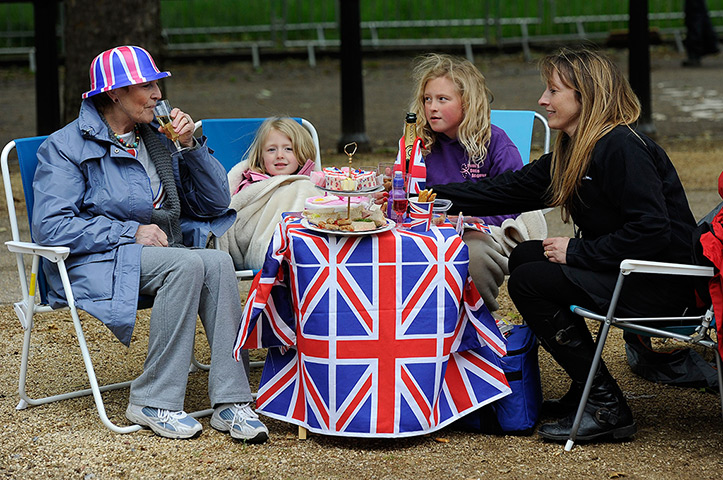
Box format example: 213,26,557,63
62,0,164,124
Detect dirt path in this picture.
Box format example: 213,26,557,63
0,45,722,479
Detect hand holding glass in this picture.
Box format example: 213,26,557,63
154,100,185,152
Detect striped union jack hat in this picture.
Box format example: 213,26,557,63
82,45,171,99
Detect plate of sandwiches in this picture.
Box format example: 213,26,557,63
301,217,395,236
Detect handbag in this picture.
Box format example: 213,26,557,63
456,324,543,435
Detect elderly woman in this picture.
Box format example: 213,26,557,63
432,48,700,443
32,46,267,442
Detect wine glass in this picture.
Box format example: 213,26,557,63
153,99,186,153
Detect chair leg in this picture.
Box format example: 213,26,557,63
564,321,612,452
67,306,143,434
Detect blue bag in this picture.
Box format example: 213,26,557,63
456,324,543,435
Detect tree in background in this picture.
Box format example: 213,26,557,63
62,0,164,123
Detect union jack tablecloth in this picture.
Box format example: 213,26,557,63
233,216,511,438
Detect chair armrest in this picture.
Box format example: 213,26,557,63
5,240,70,263
620,259,714,277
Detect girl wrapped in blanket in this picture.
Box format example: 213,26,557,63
219,117,320,270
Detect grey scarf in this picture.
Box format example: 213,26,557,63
137,123,184,247
100,115,184,247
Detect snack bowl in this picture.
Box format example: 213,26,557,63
431,198,452,225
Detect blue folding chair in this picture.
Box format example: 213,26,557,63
194,117,323,376
1,136,214,433
490,109,551,164
194,117,322,282
196,117,322,172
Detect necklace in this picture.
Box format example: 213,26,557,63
114,124,140,149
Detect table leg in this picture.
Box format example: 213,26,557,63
298,425,308,440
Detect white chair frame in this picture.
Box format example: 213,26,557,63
565,259,723,451
2,138,216,433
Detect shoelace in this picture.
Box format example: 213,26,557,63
229,403,258,430
157,409,187,424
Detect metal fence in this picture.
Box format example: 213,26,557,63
2,0,723,68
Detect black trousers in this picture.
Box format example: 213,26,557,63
506,240,598,326
684,0,720,59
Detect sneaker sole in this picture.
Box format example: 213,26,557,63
230,430,269,444
538,422,637,443
211,415,269,443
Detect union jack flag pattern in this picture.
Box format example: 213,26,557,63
394,136,426,195
234,216,510,437
407,200,433,231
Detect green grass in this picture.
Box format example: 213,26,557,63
1,0,721,49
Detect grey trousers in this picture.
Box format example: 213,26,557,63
129,247,252,411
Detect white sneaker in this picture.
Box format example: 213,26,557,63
211,402,269,443
125,404,202,439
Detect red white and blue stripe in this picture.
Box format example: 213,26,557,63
394,136,426,195
82,45,171,99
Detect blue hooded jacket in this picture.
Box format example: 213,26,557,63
32,99,236,345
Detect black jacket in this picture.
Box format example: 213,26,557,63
433,126,699,314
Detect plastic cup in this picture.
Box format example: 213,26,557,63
432,198,452,226
378,162,395,192
408,196,434,231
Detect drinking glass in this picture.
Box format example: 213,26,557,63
153,99,186,153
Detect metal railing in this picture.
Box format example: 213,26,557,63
2,0,723,67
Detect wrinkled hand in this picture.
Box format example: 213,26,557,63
135,224,168,247
542,236,570,264
164,107,195,148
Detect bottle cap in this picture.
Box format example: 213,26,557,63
393,171,404,188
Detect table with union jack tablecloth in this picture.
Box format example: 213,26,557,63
232,215,511,438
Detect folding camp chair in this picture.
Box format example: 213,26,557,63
195,117,321,173
1,136,214,433
193,116,322,283
563,208,723,451
490,109,551,164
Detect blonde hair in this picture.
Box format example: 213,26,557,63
246,117,317,175
410,53,493,163
539,47,641,221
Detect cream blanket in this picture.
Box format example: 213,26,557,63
217,160,320,271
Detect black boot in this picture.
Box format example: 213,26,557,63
528,310,636,442
541,381,584,418
541,360,616,418
537,371,636,443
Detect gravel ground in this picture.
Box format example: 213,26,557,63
1,46,723,479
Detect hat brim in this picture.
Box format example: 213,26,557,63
82,70,172,99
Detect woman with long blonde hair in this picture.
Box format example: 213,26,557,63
432,48,700,444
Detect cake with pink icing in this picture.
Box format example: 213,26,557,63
304,194,369,211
